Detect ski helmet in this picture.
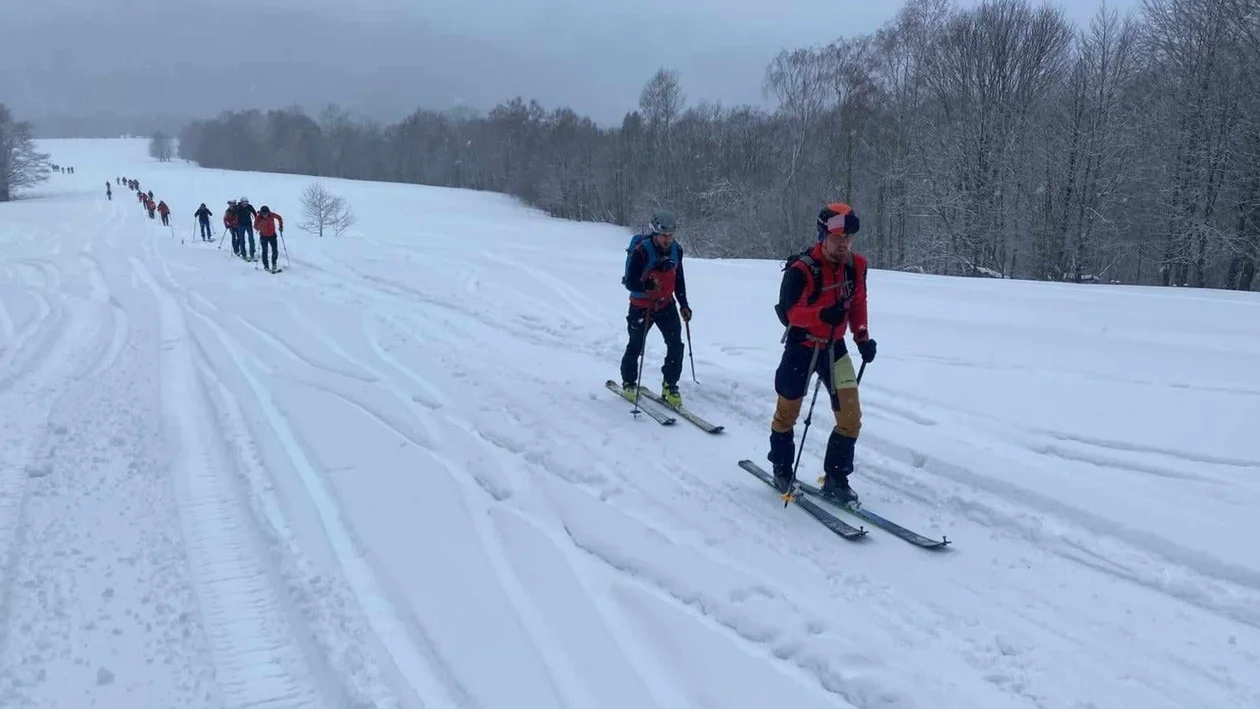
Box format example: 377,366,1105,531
649,209,677,234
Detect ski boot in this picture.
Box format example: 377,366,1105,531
661,380,682,407
771,462,795,495
817,474,859,507
621,381,637,399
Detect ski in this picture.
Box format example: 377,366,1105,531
737,460,867,540
634,388,724,433
798,479,950,549
605,380,676,425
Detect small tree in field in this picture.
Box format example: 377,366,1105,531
0,103,50,202
148,131,173,162
298,182,355,237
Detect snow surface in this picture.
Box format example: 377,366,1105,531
0,138,1257,709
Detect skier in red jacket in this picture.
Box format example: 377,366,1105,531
253,206,284,272
767,203,877,504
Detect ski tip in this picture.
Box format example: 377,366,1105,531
914,536,951,550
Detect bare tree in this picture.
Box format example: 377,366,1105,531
638,68,685,132
920,0,1074,276
824,37,879,205
298,182,355,237
0,103,50,202
764,47,828,246
1033,3,1142,282
637,68,687,206
148,130,174,162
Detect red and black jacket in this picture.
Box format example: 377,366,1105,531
776,242,870,347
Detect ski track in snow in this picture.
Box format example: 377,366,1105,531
129,254,326,709
691,369,1259,707
78,253,130,382
0,210,219,708
173,283,460,709
3,139,1258,709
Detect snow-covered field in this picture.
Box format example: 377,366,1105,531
1,138,1257,709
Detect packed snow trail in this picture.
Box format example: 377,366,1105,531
0,139,1257,709
0,151,396,708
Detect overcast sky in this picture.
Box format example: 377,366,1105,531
0,0,1145,128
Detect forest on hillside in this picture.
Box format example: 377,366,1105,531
177,0,1260,290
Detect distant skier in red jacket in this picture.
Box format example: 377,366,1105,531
254,206,284,272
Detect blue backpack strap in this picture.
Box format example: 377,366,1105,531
623,233,655,287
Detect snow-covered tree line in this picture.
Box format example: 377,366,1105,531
177,0,1260,290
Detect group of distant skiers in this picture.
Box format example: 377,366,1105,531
197,198,286,273
113,177,172,225
111,177,286,273
619,203,877,506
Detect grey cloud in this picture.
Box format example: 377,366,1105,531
1,0,1145,133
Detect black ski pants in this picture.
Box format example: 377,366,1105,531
619,301,684,387
239,222,255,258
260,235,278,270
199,219,212,239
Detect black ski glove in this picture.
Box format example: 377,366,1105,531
819,300,847,326
856,338,877,363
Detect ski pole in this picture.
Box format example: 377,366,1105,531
279,231,290,268
786,340,826,506
684,318,697,383
631,307,654,417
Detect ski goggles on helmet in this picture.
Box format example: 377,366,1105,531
825,213,851,235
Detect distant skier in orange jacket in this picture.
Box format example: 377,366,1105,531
254,206,284,272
